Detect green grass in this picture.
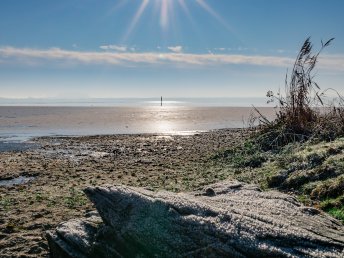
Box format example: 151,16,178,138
214,139,270,169
211,137,344,223
0,197,15,211
64,187,88,209
223,37,344,223
327,207,344,222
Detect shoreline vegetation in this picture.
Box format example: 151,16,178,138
0,38,343,257
218,37,344,222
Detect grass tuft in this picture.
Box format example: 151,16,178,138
64,187,87,209
253,37,344,150
327,207,344,222
212,38,344,222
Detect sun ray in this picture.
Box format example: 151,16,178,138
105,0,127,19
177,0,199,29
123,0,150,41
120,0,232,43
160,0,171,29
195,0,232,31
178,0,191,17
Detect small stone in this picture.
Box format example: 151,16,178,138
204,187,216,196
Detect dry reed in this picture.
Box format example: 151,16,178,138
253,37,344,150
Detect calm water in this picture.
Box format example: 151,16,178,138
0,104,275,143
0,98,276,148
0,97,268,107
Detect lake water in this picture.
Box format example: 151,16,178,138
0,98,276,147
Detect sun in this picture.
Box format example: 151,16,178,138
120,0,229,41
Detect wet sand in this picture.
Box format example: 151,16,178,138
0,129,247,257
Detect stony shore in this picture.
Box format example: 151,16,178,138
0,129,247,257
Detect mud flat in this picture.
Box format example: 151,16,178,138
0,129,246,257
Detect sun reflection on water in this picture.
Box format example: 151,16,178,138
143,105,199,135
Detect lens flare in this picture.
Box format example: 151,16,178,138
160,0,170,28
121,0,229,41
195,0,232,31
123,0,150,41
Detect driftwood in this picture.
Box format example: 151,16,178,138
47,181,344,257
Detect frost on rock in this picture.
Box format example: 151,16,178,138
47,181,344,258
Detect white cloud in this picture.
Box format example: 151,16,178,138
168,46,183,53
99,45,127,52
0,46,343,71
237,47,249,51
319,54,344,71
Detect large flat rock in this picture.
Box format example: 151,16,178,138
47,181,344,257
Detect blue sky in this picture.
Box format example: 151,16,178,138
0,0,343,99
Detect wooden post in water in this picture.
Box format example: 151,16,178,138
161,96,162,107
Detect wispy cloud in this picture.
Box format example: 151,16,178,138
319,54,344,71
168,46,183,53
0,46,344,71
100,45,127,52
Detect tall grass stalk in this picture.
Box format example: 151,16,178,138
254,37,344,150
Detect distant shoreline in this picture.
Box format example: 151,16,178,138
0,97,269,107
